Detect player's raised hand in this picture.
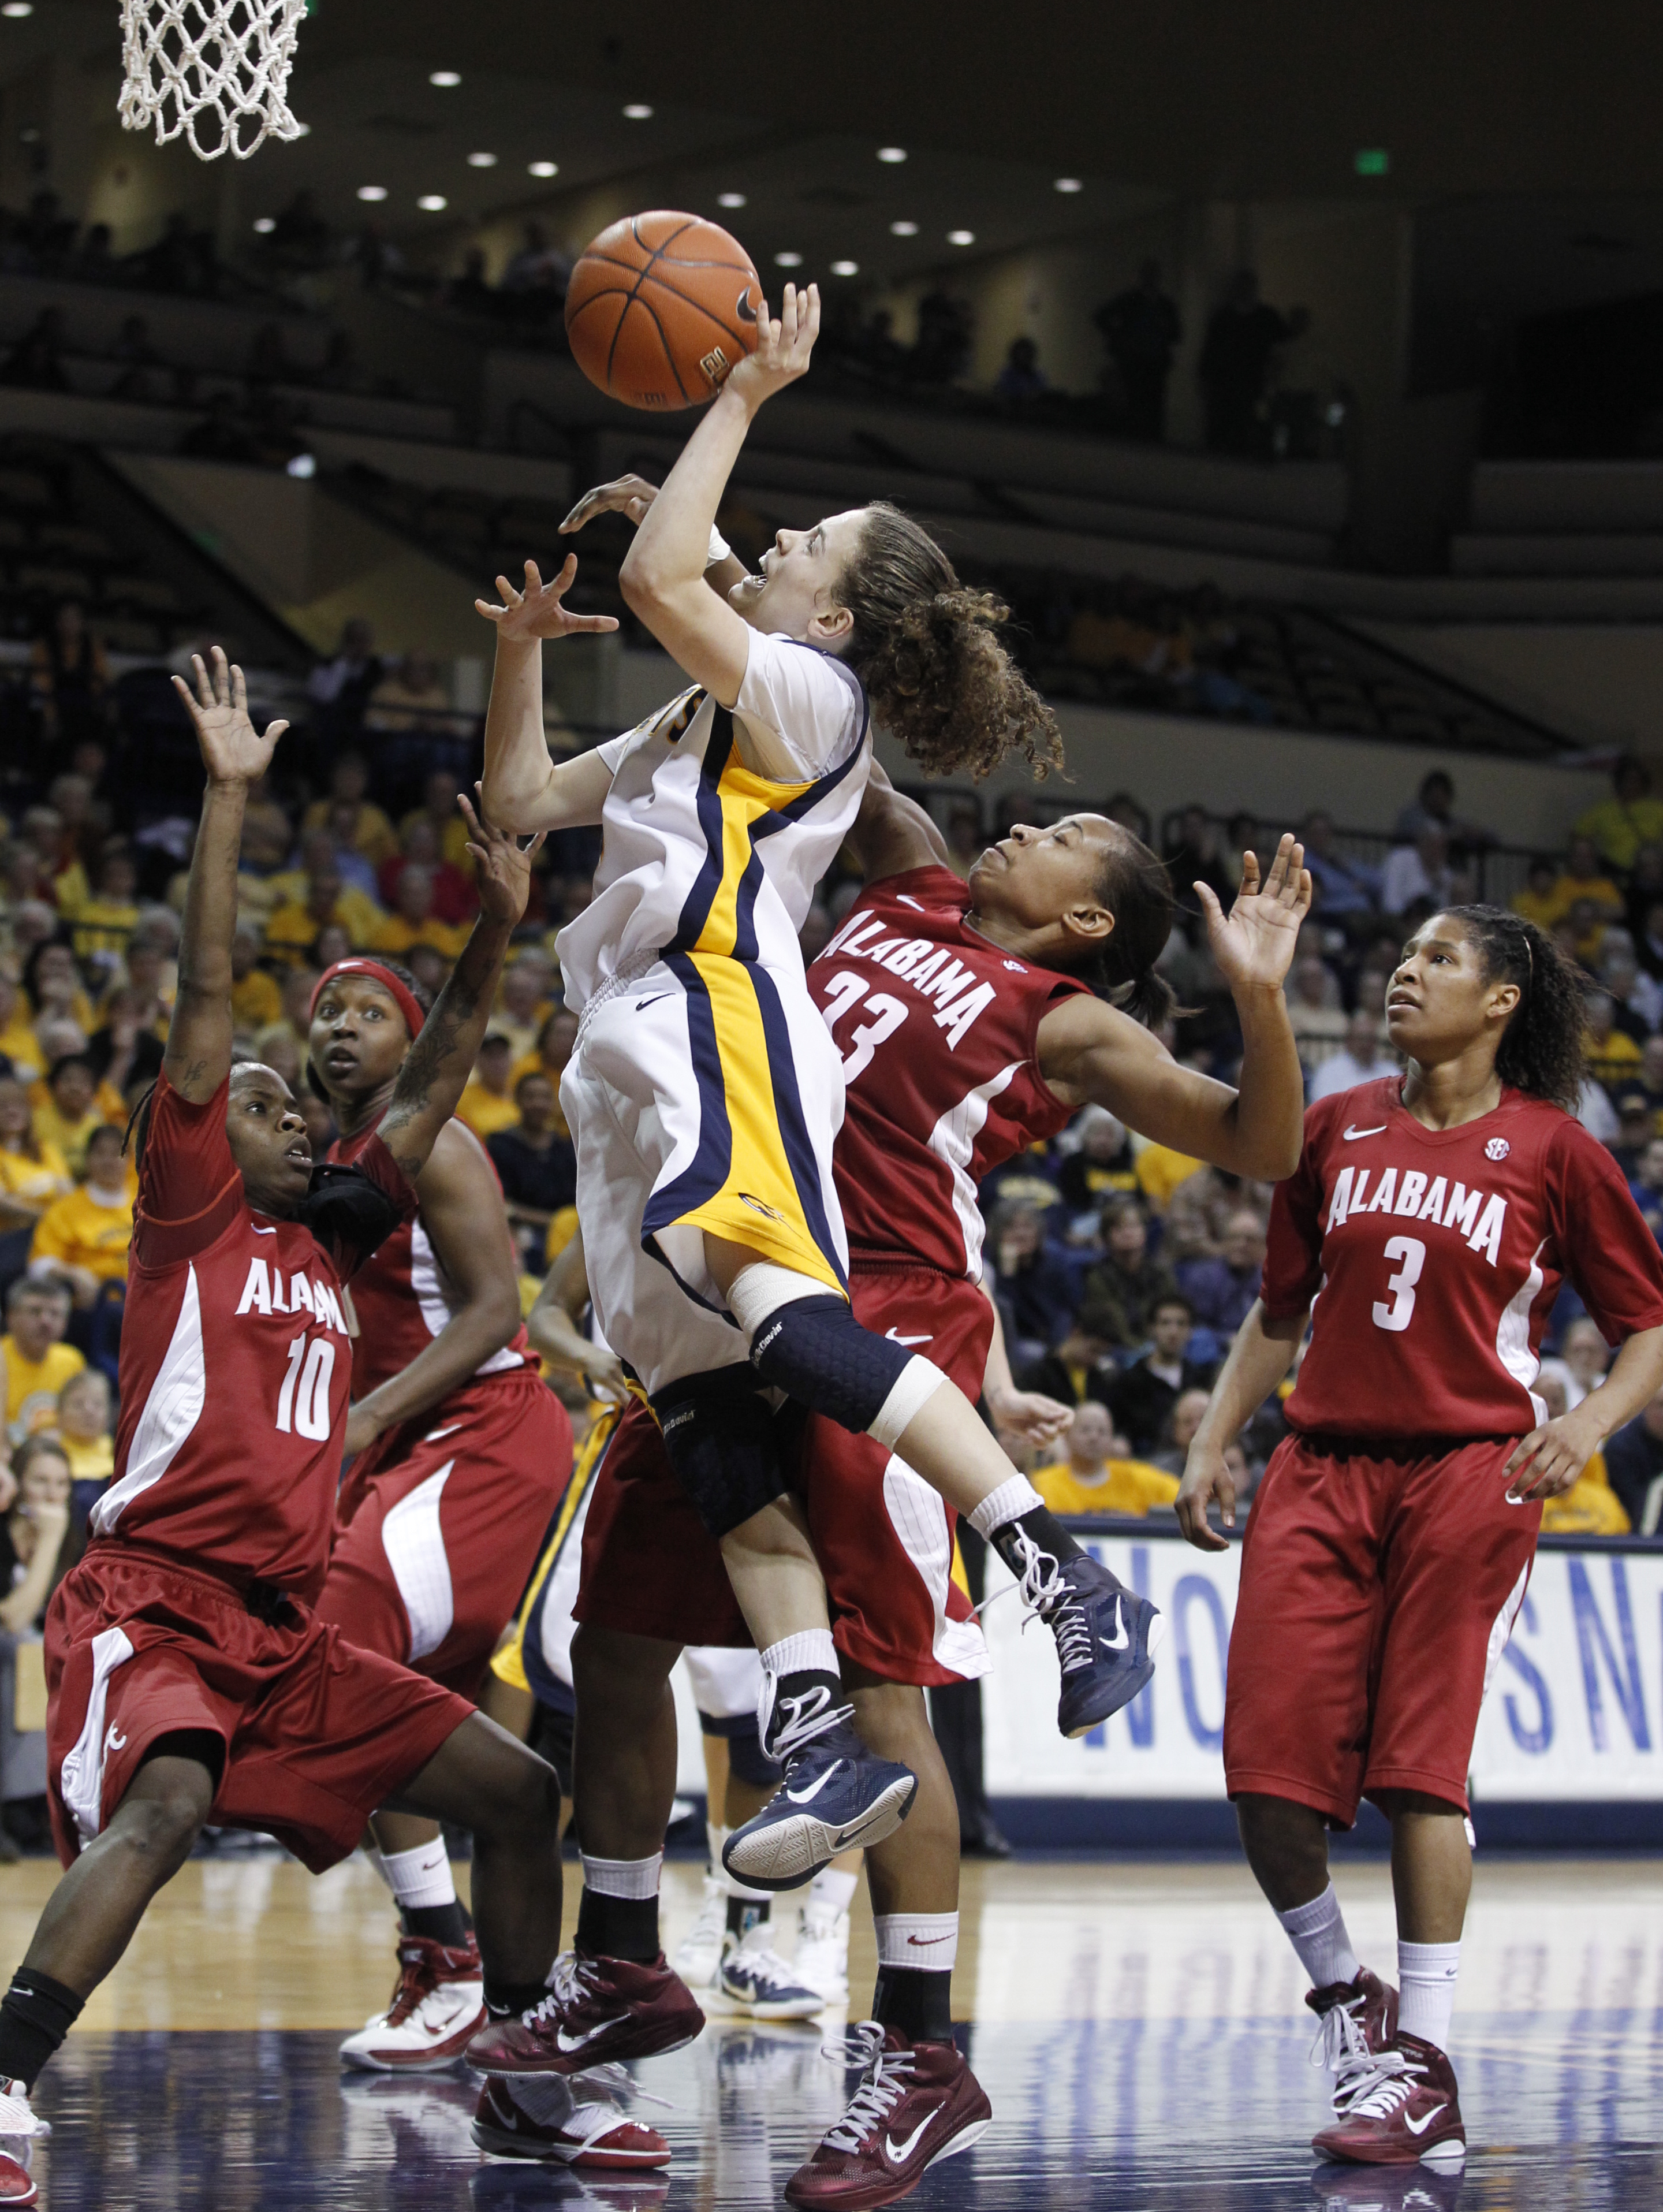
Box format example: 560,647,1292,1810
560,473,659,535
171,647,288,785
726,281,821,411
1196,831,1312,996
476,555,621,644
458,787,545,929
1175,1437,1237,1551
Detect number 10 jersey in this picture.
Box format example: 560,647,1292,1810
1263,1077,1663,1441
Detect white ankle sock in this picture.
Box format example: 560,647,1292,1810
1397,1939,1460,2051
967,1476,1043,1541
381,1840,456,1913
808,1865,859,1916
874,1912,959,1971
1275,1883,1360,1991
580,1852,662,1901
760,1630,840,1681
706,1821,728,1875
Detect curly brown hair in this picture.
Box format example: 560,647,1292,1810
836,504,1063,783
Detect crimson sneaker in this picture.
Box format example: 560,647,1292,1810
471,2075,672,2168
0,2158,33,2209
467,1951,704,2077
784,2024,991,2210
1307,1968,1400,2082
339,1933,486,2071
1312,2032,1467,2169
0,2079,46,2209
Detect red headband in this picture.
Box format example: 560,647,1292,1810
310,958,427,1038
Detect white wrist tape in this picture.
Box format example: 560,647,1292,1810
707,525,732,568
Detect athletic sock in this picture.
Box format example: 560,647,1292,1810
575,1852,663,1963
808,1865,860,1916
382,1840,469,1949
759,1632,847,1758
0,1970,84,2093
1397,1939,1460,2051
872,1913,958,2044
705,1821,728,1877
725,1896,769,1943
1275,1883,1361,1991
969,1479,1086,1576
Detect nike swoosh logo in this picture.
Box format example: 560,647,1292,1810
1403,2105,1446,2136
252,1224,277,1235
1102,1597,1129,1652
1343,1124,1388,1140
885,1327,932,1345
886,2116,933,2165
555,2016,629,2052
907,1933,952,1946
785,1762,842,1804
635,995,671,1011
423,1424,462,1443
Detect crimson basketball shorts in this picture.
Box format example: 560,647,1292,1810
315,1369,573,1700
1224,1431,1543,1826
45,1541,470,1873
576,1262,988,1688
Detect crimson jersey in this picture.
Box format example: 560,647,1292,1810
94,1075,415,1589
806,866,1087,1276
1264,1078,1663,1440
330,1119,535,1397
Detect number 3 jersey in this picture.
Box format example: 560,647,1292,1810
94,1074,416,1590
806,865,1088,1278
1263,1077,1663,1440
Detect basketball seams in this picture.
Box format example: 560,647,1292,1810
569,211,759,407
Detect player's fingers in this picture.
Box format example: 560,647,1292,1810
494,574,523,606
1240,851,1262,897
1294,866,1314,914
230,662,247,714
170,672,201,720
475,598,505,621
263,718,289,746
191,653,214,709
565,614,621,633
1194,880,1224,924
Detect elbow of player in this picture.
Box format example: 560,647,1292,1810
618,542,678,614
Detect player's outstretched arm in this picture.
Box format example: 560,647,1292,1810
1176,1299,1306,1551
560,472,754,602
1037,833,1310,1181
618,282,819,706
476,556,618,833
375,794,541,1181
845,761,950,882
977,1271,1071,1454
526,1225,627,1399
166,649,289,1103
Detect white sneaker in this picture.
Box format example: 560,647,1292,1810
338,1935,486,2072
793,1900,851,2006
711,1924,824,2020
0,2078,47,2207
671,1873,728,1991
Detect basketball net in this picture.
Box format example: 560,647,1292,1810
119,0,307,161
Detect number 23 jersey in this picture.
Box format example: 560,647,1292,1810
1263,1077,1663,1440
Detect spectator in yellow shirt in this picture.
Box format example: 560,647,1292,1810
400,768,478,879
0,975,40,1080
1133,1135,1205,1215
1542,836,1625,932
300,754,399,867
1034,1401,1181,1517
23,939,96,1039
0,1276,83,1444
29,1124,134,1306
0,1076,71,1235
456,1033,521,1141
510,1007,578,1119
1509,855,1561,933
372,865,470,961
494,953,558,1066
62,840,141,962
229,922,282,1033
1576,757,1663,876
53,1364,114,1499
264,857,383,966
32,1052,122,1176
1585,990,1643,1089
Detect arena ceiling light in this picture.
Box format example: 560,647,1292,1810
877,147,907,163
830,260,859,277
466,151,498,168
947,229,975,245
0,5,34,18
718,192,747,208
357,185,388,202
622,103,654,120
252,215,275,233
527,161,558,178
774,251,803,267
1054,176,1083,193
889,219,918,237
428,70,461,88
418,195,449,211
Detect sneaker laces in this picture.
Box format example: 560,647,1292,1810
568,2062,674,2115
0,2085,46,2142
766,1695,857,1763
818,2023,915,2153
1332,2047,1427,2121
725,1928,810,1993
522,1949,598,2025
1309,1992,1369,2075
1009,1532,1094,1674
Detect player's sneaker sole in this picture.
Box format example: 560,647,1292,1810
724,1771,917,1892
471,2080,671,2169
0,2155,35,2209
338,2002,486,2072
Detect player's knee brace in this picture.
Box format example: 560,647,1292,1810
651,1364,788,1540
728,1263,945,1446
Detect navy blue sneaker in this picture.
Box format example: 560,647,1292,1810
1011,1535,1165,1738
722,1723,916,1891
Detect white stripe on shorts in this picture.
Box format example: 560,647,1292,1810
881,1457,990,1681
59,1624,136,1847
381,1461,456,1662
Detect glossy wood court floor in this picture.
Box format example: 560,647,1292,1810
2,1850,1660,2209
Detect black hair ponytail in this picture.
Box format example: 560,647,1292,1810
1067,824,1178,1030
1441,904,1586,1111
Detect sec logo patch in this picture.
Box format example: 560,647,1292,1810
1485,1137,1510,1161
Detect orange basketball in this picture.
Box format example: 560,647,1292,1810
564,211,762,411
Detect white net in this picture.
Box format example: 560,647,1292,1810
119,0,307,162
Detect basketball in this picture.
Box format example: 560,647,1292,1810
564,211,763,411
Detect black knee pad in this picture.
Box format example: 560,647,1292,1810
652,1364,788,1539
748,1294,914,1436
